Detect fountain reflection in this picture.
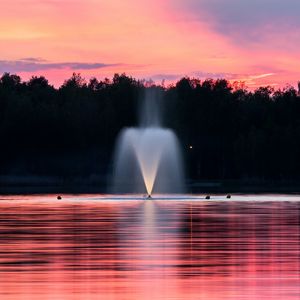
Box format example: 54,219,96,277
0,196,300,299
118,200,180,299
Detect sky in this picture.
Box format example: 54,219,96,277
0,0,299,88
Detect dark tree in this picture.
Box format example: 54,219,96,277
1,72,300,192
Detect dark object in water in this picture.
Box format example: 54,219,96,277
205,195,210,199
226,194,231,199
147,194,152,199
57,195,62,200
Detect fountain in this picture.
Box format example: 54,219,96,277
112,90,185,196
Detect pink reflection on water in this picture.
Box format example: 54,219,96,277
0,195,300,299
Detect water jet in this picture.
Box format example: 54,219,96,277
112,90,184,196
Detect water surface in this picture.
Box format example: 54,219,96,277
0,194,300,299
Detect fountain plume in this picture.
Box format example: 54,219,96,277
112,90,184,195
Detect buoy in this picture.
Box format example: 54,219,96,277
57,195,62,200
226,194,231,199
147,194,152,199
205,195,210,200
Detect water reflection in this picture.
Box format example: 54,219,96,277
0,196,300,299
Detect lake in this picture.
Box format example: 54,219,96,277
0,194,300,299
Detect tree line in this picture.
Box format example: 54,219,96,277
1,72,300,185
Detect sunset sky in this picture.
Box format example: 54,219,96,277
0,0,299,88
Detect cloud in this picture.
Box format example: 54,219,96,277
20,57,47,62
150,71,250,83
151,70,277,89
151,71,242,82
194,71,277,86
248,73,275,80
150,74,182,81
193,71,239,80
0,58,119,73
173,0,300,46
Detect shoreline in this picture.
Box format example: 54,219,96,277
1,179,300,195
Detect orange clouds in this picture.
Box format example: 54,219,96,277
0,0,299,88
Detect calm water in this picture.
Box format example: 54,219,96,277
0,194,300,300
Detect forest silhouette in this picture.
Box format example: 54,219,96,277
1,72,300,192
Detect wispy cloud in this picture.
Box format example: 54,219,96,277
0,58,119,73
248,73,275,80
173,0,300,47
193,71,239,80
195,72,276,84
150,71,277,89
19,57,47,62
151,72,240,82
150,74,182,81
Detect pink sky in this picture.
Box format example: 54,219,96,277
0,0,299,88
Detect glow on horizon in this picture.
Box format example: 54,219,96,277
0,0,299,88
